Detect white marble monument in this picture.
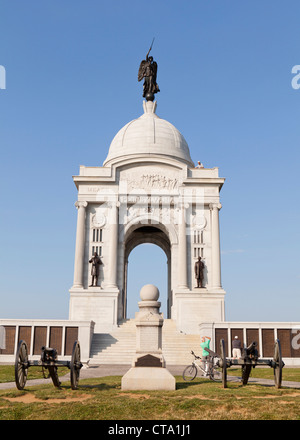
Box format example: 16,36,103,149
121,284,175,390
69,100,226,333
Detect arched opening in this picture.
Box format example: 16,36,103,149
123,225,172,320
126,244,168,319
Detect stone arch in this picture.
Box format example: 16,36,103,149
122,217,175,319
123,214,178,247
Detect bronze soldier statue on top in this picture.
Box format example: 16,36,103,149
138,38,160,101
195,256,205,288
89,252,103,287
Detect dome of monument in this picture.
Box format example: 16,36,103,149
103,101,194,167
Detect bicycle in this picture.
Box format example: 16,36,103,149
182,350,222,382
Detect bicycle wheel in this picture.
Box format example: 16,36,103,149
209,366,222,382
183,365,197,381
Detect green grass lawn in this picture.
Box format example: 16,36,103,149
1,365,299,384
0,365,70,383
227,367,300,382
0,367,300,420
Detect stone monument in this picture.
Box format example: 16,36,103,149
69,47,226,334
121,284,175,390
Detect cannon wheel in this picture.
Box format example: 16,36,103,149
241,364,252,385
273,339,283,389
70,341,81,390
220,339,227,388
15,340,29,390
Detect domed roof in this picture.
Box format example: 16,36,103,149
103,101,194,167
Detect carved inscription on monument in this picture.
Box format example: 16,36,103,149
119,167,180,192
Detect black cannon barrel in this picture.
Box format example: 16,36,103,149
41,346,58,363
246,341,257,353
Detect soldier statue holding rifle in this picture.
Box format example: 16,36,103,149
89,252,103,287
195,256,205,288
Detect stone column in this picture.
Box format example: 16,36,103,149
123,258,128,318
177,203,188,289
210,203,222,289
167,257,171,318
73,201,88,288
106,200,119,289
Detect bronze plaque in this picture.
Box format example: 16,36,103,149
135,354,162,367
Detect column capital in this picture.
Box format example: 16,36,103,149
209,202,222,211
106,200,120,209
177,202,189,210
75,201,88,209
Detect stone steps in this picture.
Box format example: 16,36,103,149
89,319,200,365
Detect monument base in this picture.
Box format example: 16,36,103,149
69,287,119,332
122,285,176,391
174,289,226,333
121,367,176,390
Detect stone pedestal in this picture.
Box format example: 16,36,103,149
69,287,119,332
121,285,176,390
174,289,226,334
121,367,175,391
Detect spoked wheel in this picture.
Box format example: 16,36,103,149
220,339,227,388
273,339,284,389
15,340,29,390
209,364,222,382
182,364,197,381
70,341,82,390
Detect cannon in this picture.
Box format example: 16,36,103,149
14,340,83,390
215,338,285,389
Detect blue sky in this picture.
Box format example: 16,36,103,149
0,1,299,322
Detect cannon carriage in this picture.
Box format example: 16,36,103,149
207,338,285,389
14,339,83,390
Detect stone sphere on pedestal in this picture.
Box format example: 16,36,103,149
140,284,159,302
